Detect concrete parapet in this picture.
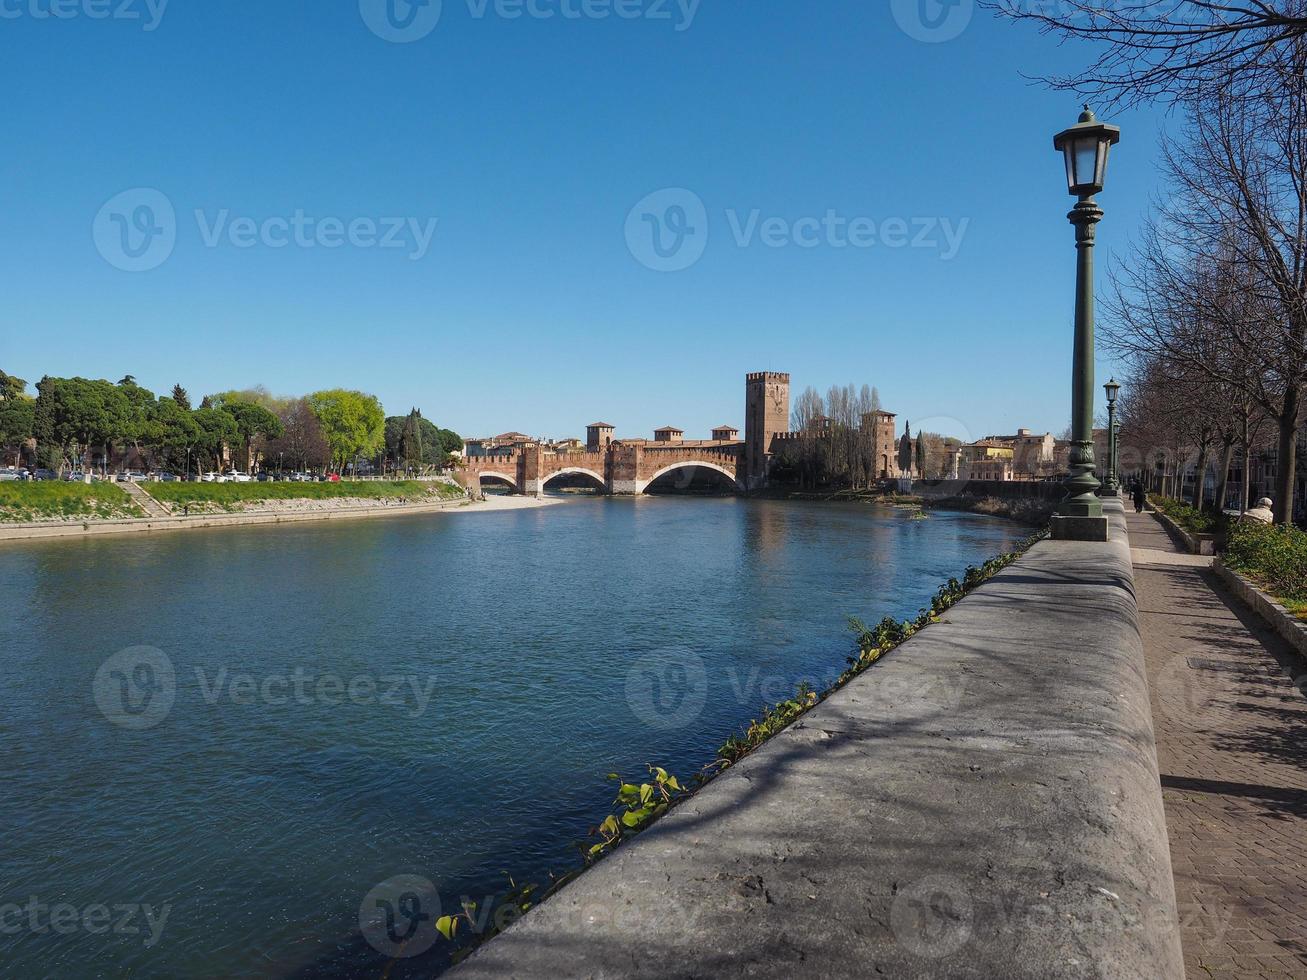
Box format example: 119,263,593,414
449,499,1182,979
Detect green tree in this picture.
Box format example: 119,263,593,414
116,377,159,457
33,377,132,473
397,409,423,472
915,431,928,478
898,421,913,477
0,396,34,465
0,370,27,401
436,427,462,458
191,407,240,474
171,384,191,411
220,400,285,471
151,398,202,474
385,411,454,470
308,389,385,473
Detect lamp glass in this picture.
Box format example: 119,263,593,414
1074,137,1099,188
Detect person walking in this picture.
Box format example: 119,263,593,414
1132,481,1146,514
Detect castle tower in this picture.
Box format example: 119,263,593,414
861,410,900,480
745,372,790,490
586,422,615,453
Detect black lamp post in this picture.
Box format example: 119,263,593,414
1052,106,1120,538
1103,378,1121,495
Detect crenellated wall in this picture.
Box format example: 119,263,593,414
457,443,746,495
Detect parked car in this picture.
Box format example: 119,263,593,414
32,469,57,481
222,471,252,483
320,472,341,482
157,472,178,482
116,471,146,483
65,470,87,482
200,471,218,483
0,467,28,482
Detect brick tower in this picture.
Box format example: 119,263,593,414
745,372,790,490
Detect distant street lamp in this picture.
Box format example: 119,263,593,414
1103,378,1121,495
1052,106,1121,537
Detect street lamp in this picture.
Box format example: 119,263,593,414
1103,378,1121,496
1052,106,1120,539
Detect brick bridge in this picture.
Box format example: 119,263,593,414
458,442,745,495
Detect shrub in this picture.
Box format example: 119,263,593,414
1224,520,1307,602
1152,496,1218,534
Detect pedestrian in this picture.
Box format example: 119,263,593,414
1243,497,1275,525
1131,481,1146,514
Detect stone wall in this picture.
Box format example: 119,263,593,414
448,500,1183,979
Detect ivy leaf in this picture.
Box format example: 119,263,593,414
436,915,459,941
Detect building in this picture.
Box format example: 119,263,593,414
985,428,1056,478
711,425,739,442
653,426,684,443
863,411,901,480
586,423,615,453
465,432,535,458
744,372,791,490
957,440,1016,481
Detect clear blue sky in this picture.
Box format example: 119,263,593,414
1,0,1170,443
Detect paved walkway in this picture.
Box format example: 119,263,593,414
118,479,170,518
1130,511,1307,978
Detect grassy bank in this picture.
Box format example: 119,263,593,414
0,482,143,522
146,479,464,513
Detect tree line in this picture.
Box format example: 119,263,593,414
769,383,957,489
997,0,1307,523
0,371,460,477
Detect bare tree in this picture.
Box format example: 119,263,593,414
988,0,1307,107
1104,49,1307,522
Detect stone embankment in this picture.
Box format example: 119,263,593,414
449,499,1183,979
0,492,560,543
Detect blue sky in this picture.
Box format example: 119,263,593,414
0,0,1171,442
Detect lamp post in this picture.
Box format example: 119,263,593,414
1102,378,1121,495
1051,106,1120,539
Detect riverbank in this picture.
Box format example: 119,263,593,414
0,491,562,543
773,487,1055,527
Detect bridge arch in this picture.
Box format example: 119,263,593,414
476,471,519,492
643,460,742,494
542,467,607,491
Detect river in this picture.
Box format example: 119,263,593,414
0,497,1023,978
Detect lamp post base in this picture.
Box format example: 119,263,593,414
1100,488,1119,498
1050,515,1109,541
